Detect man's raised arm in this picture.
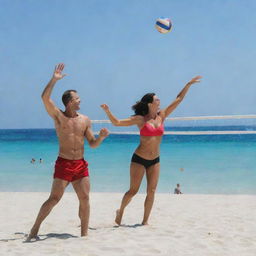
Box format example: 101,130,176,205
41,63,66,118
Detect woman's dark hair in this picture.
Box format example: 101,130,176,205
62,90,77,107
132,93,155,116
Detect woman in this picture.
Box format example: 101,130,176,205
101,76,201,225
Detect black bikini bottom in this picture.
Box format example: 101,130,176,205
131,153,160,169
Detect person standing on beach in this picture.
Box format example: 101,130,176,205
27,63,109,240
101,76,201,225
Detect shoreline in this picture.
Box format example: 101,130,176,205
1,191,256,195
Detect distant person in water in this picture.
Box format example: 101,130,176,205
30,158,35,164
174,184,183,194
39,158,43,163
101,75,201,225
27,63,109,241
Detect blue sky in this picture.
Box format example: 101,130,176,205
0,0,255,128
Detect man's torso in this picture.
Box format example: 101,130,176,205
54,111,88,160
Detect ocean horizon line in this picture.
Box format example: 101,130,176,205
1,124,256,130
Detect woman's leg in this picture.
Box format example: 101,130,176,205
115,162,145,225
142,163,160,225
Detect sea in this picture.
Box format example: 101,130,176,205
0,125,256,194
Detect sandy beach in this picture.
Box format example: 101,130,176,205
0,192,255,256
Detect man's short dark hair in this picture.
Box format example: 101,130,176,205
62,90,77,106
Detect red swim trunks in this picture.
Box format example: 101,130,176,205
54,157,89,182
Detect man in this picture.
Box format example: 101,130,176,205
27,63,109,240
174,184,183,194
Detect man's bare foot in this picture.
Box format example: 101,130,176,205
115,209,122,225
142,221,149,225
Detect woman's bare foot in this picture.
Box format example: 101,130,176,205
115,209,123,225
142,221,149,225
26,227,39,242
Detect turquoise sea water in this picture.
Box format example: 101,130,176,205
0,127,255,194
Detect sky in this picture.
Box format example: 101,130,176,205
0,0,256,129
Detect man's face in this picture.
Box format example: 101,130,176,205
69,92,81,110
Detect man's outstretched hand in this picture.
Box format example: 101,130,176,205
53,63,67,80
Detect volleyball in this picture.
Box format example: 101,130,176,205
155,17,172,34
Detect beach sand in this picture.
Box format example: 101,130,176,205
0,192,255,256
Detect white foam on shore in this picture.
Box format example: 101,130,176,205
0,192,255,256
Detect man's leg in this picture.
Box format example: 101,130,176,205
72,177,90,236
27,178,69,240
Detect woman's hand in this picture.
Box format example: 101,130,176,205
187,75,202,85
100,104,110,112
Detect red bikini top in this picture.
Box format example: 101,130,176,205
140,122,164,136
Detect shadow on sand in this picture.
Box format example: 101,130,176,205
0,225,143,243
115,223,143,228
0,232,78,243
24,232,78,243
86,223,143,230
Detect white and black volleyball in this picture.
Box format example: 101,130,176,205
155,17,172,34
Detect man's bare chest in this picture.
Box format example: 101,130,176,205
56,117,87,135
